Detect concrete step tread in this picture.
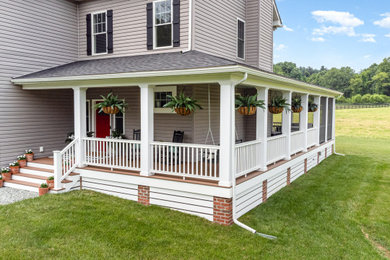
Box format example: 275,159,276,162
5,179,40,188
13,173,48,180
21,166,53,173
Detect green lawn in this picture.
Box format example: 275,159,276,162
0,108,389,259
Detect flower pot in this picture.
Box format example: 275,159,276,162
39,187,49,196
10,166,19,174
292,106,303,113
102,106,119,114
25,153,34,162
238,106,257,116
269,106,284,114
0,179,3,187
2,172,11,181
309,107,318,112
46,179,54,189
18,159,27,168
175,107,192,116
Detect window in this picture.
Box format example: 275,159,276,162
237,19,245,59
114,111,124,135
92,11,107,54
154,0,173,48
154,86,177,113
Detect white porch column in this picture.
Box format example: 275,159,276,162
282,91,292,160
140,84,154,176
325,97,329,142
219,81,235,187
314,96,321,146
73,87,87,166
256,87,268,171
332,98,336,140
301,94,309,152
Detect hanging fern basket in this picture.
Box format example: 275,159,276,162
238,106,257,116
292,106,303,113
175,107,192,116
308,107,318,112
269,106,284,114
102,106,120,115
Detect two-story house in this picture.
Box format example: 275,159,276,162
1,0,340,225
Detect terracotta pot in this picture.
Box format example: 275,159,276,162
10,166,19,174
18,159,27,168
292,106,303,113
309,107,318,112
2,172,12,181
39,187,49,196
0,179,3,187
269,106,284,114
46,179,54,189
25,153,34,162
102,106,119,114
175,107,192,116
238,106,257,116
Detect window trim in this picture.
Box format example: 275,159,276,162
153,86,177,114
91,10,108,56
237,18,246,60
153,0,174,50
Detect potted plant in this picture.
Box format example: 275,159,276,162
163,92,203,116
0,176,3,188
269,97,291,114
1,167,11,181
25,149,34,162
291,96,303,113
95,92,127,115
17,155,27,168
39,183,49,196
308,100,318,112
65,131,94,144
235,94,265,116
9,161,20,174
46,176,54,189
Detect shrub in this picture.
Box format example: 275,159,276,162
351,94,362,104
361,94,371,103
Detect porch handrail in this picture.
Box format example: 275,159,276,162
235,140,262,178
150,141,219,149
53,138,79,190
267,135,287,165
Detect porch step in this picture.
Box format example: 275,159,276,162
3,179,40,192
20,166,53,178
27,162,54,170
12,173,48,185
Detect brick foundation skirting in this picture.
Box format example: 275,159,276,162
325,148,327,158
317,152,320,164
304,158,308,174
138,185,150,206
287,168,291,185
213,197,233,225
262,180,268,202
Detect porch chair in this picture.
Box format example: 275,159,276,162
133,129,141,140
162,131,185,166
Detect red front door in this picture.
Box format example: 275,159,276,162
95,104,111,138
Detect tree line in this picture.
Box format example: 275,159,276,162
274,57,390,104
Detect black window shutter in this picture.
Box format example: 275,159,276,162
107,10,114,53
173,0,180,47
146,3,153,50
86,14,92,56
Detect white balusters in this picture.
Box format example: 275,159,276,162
235,140,262,178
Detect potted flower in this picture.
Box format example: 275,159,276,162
46,176,54,189
308,100,318,112
95,92,127,115
1,167,11,181
269,97,291,114
25,149,34,162
163,92,203,116
17,155,27,168
9,161,20,174
291,96,303,113
0,176,3,188
235,94,265,116
39,183,49,196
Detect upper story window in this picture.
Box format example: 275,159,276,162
93,12,108,54
154,0,173,48
237,19,245,59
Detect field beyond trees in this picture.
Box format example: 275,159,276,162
0,108,389,259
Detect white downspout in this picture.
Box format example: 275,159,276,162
183,0,193,53
231,72,277,240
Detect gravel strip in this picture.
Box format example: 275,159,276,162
0,187,38,205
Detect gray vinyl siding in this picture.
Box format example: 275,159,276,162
259,0,274,71
0,0,78,167
245,0,260,67
78,0,190,60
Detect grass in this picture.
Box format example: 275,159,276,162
0,108,389,259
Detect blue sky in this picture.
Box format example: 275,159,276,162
273,0,390,72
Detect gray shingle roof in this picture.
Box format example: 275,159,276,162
16,51,238,79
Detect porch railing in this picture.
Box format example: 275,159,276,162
53,138,78,189
291,131,304,154
235,140,262,178
151,142,220,181
83,137,141,171
267,135,287,164
307,128,318,147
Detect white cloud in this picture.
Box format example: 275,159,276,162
386,34,390,38
311,37,325,42
283,25,294,32
313,26,356,37
275,44,287,51
364,55,371,59
374,13,390,28
360,34,376,43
